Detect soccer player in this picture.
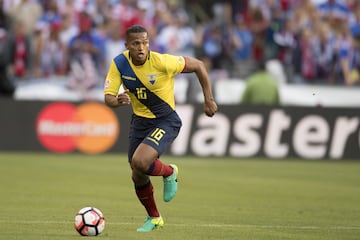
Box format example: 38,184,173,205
103,25,218,232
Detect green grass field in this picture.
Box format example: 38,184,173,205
0,152,359,240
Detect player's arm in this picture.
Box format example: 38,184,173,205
182,56,218,117
104,90,130,108
104,60,131,108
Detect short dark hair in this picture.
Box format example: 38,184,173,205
126,25,148,39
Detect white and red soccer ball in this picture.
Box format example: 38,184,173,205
74,207,105,236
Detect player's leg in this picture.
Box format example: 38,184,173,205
130,142,178,232
132,143,178,203
146,158,178,202
140,114,180,202
129,112,181,231
128,137,160,217
131,144,164,232
127,118,164,232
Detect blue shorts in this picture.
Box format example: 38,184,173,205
127,111,182,162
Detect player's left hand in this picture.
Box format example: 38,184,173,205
204,98,217,117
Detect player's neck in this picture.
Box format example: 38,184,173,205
132,59,146,66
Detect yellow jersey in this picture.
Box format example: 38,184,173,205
104,50,185,118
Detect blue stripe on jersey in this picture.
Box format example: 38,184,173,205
113,53,174,118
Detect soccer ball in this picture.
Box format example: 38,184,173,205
74,207,105,236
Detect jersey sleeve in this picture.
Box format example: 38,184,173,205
104,60,122,96
163,54,186,75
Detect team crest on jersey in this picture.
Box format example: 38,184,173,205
147,74,157,85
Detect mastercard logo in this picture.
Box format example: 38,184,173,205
36,102,119,154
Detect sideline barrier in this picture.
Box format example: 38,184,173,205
0,99,359,159
13,77,360,107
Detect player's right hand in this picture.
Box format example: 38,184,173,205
117,90,131,106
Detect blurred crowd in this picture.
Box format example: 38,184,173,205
0,0,360,98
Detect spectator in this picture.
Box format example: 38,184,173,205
57,0,79,26
155,10,180,54
104,19,125,69
296,28,317,83
36,0,62,27
7,0,42,79
349,5,360,37
0,1,15,96
7,20,32,79
111,0,142,38
0,28,15,96
89,0,113,27
312,23,336,83
248,6,268,61
241,60,280,105
67,12,105,93
273,16,296,81
156,9,195,56
192,18,231,100
337,25,360,85
7,0,43,36
332,20,353,85
33,20,68,77
2,0,360,91
0,0,12,31
198,21,231,71
264,6,284,61
59,13,79,46
316,0,352,23
92,15,110,76
249,0,275,22
136,0,156,32
230,14,254,78
291,0,319,32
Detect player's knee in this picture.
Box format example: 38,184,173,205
130,156,148,173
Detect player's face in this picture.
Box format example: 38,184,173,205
125,32,149,65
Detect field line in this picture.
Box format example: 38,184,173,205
1,220,360,230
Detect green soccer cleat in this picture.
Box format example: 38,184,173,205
136,216,164,232
163,164,178,202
